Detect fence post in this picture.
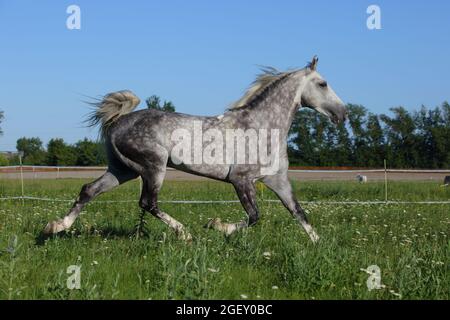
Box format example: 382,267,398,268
57,167,60,179
384,159,388,204
19,154,25,206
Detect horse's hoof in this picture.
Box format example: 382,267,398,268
184,233,193,243
309,231,320,243
204,218,221,229
204,218,238,236
43,220,66,235
178,231,193,243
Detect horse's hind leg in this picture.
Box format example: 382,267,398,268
263,173,319,243
206,179,259,236
139,169,192,242
43,169,137,235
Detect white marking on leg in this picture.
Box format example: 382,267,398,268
206,218,246,236
302,222,320,243
157,211,192,242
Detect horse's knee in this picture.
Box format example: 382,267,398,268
79,183,96,202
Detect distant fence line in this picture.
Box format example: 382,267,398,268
0,165,449,205
1,165,450,173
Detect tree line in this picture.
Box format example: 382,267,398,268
0,98,449,168
0,96,177,166
288,102,450,169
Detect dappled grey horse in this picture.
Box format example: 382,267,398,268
44,56,347,242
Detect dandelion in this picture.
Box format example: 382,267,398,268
432,260,444,266
263,252,272,260
389,290,402,298
240,294,248,299
208,268,219,273
272,286,279,290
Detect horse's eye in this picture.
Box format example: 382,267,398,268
318,81,328,88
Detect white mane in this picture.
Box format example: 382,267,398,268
229,67,301,110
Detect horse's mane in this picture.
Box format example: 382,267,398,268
228,66,306,110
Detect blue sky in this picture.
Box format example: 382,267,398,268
0,0,449,151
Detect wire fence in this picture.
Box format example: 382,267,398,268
1,165,449,205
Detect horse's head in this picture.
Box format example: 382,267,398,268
300,56,347,124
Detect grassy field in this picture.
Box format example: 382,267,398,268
0,178,448,300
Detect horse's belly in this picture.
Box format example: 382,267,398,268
167,161,230,181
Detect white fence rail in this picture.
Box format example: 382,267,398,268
2,165,450,173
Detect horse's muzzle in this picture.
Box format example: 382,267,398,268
330,104,347,125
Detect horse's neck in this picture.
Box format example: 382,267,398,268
241,76,301,136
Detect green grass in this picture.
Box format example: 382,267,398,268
0,179,448,300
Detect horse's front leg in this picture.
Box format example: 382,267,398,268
263,173,319,243
205,179,259,236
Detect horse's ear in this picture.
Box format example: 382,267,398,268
310,55,319,71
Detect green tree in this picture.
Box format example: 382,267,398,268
366,113,385,167
145,95,176,112
289,109,316,165
289,102,449,169
346,104,369,166
318,114,337,166
16,137,47,165
290,108,353,166
415,104,449,168
0,154,9,166
441,102,450,167
380,107,419,168
46,138,76,166
334,122,353,166
74,138,107,166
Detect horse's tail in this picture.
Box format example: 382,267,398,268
85,90,140,137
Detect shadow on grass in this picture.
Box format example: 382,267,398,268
34,225,150,246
